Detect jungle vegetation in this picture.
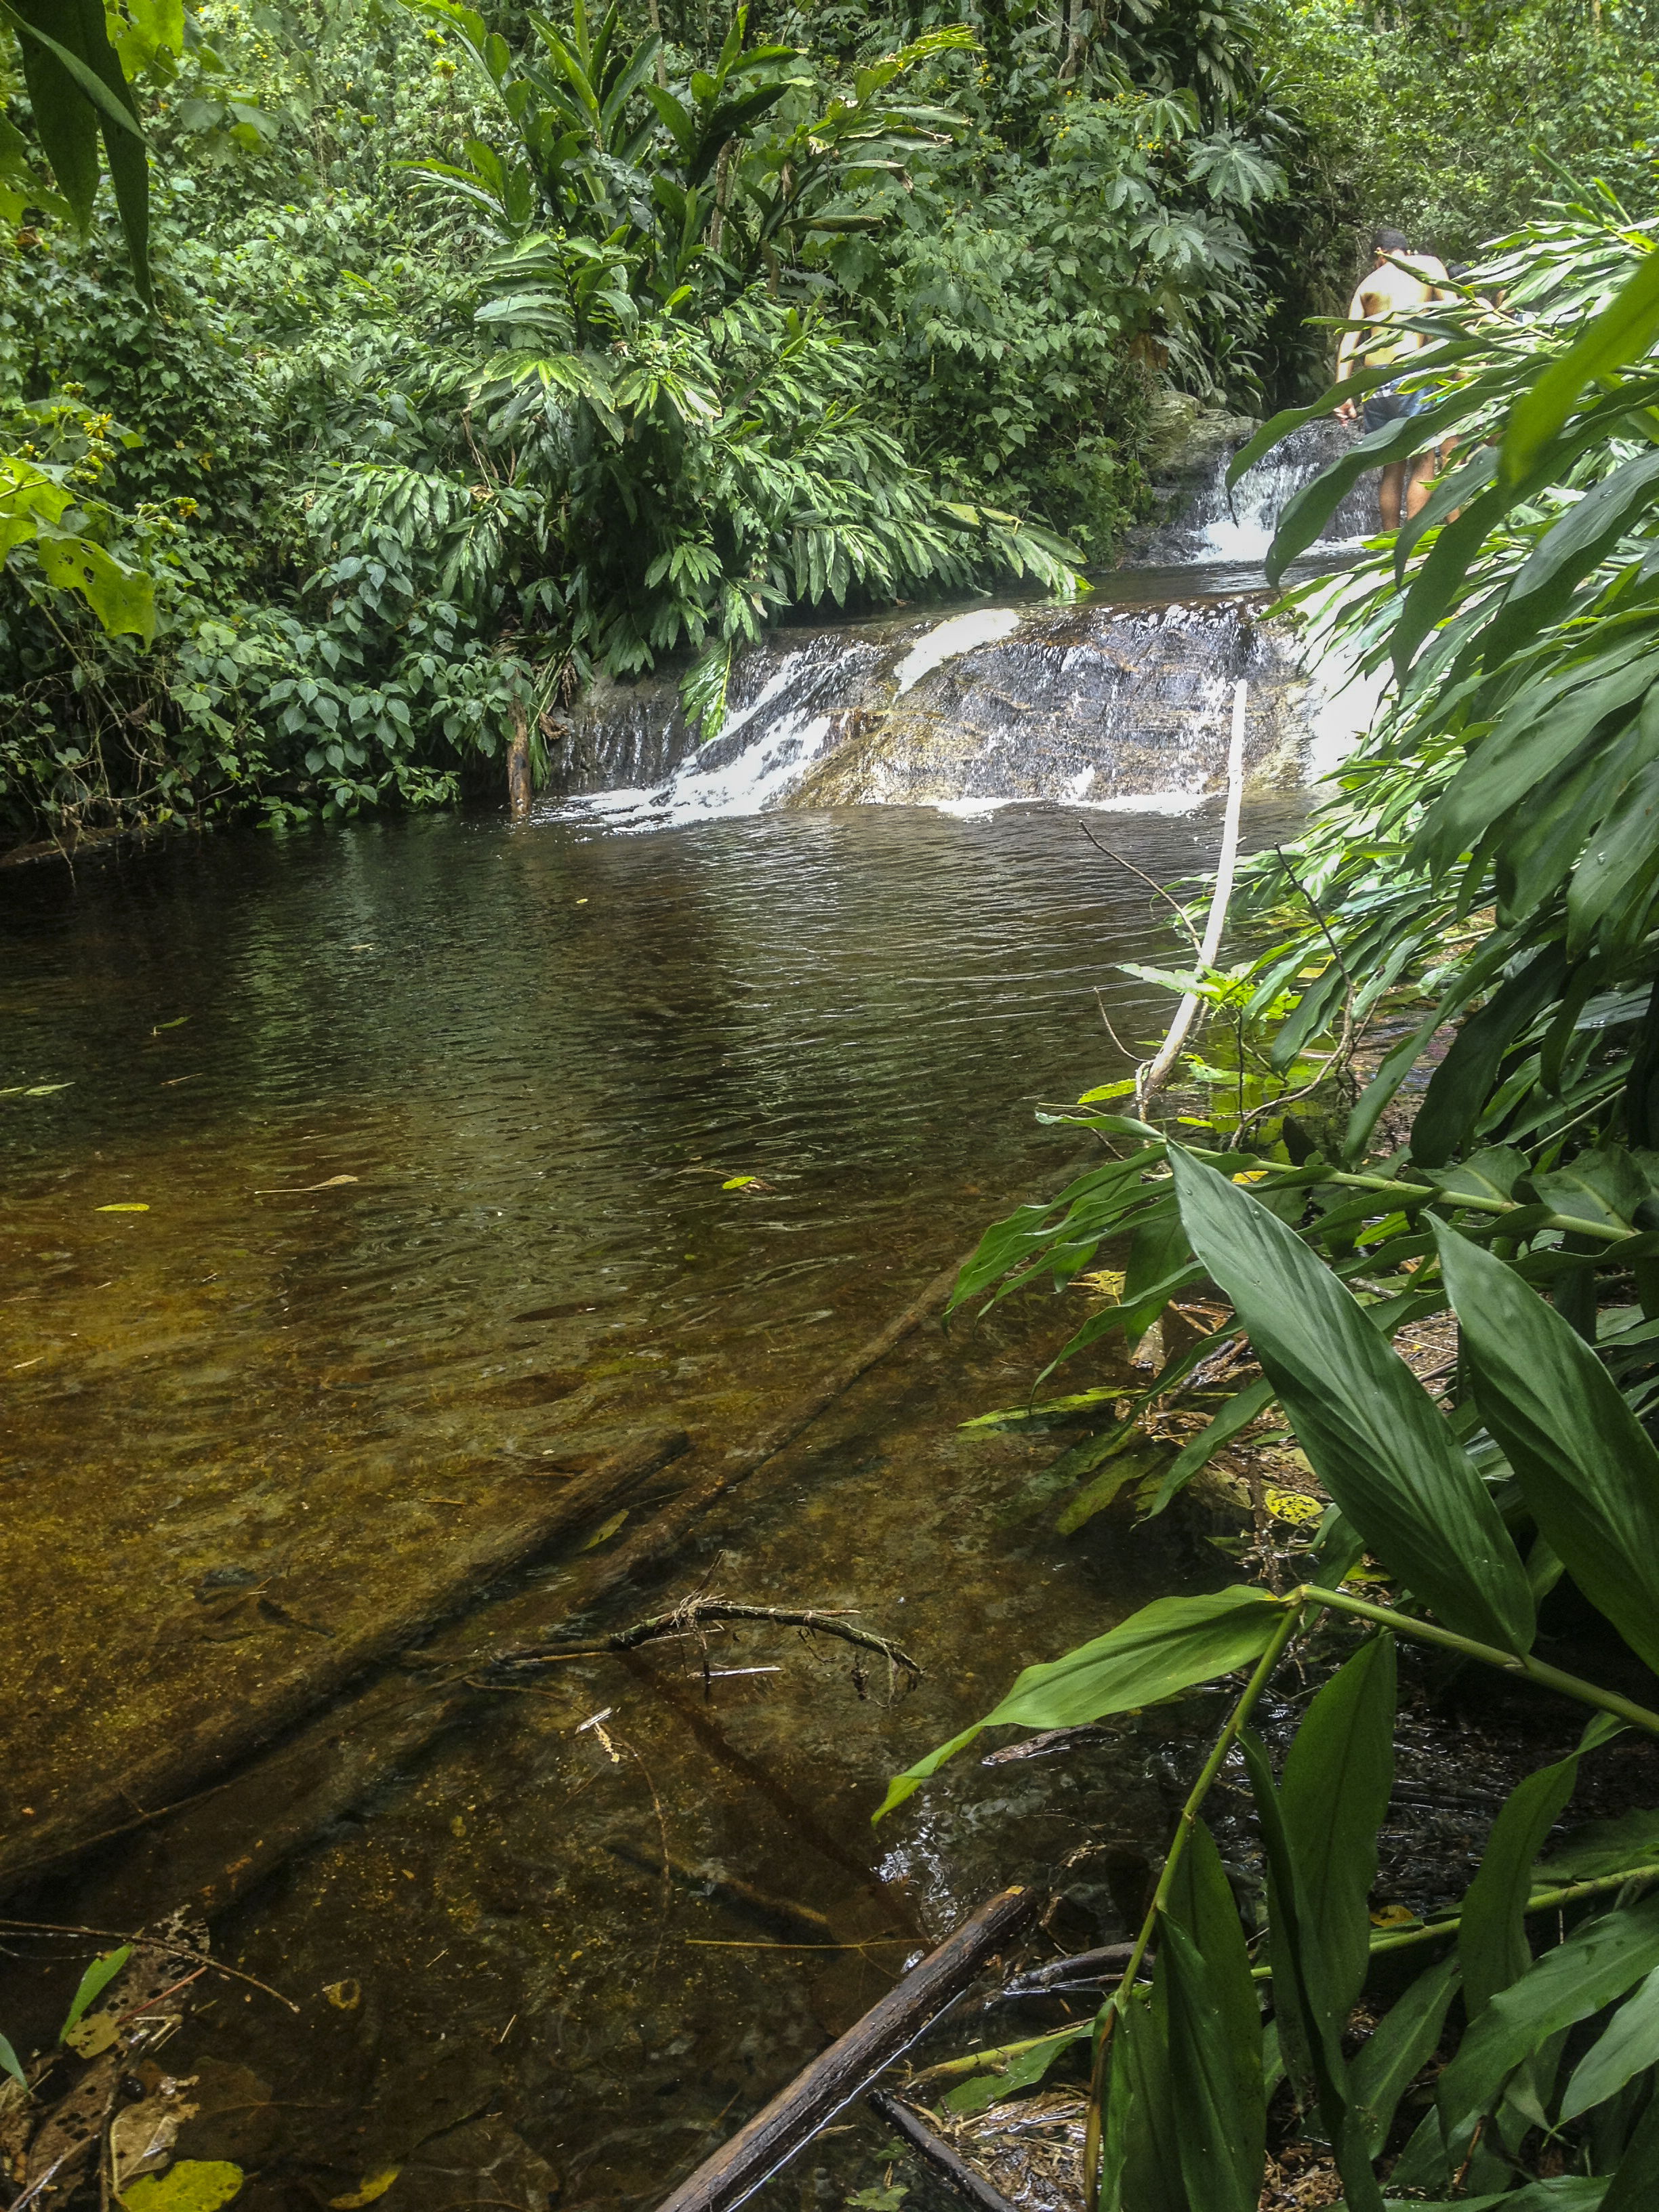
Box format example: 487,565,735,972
885,194,1659,2204
3,0,1652,846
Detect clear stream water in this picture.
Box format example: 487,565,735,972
0,428,1371,2212
1,805,1296,2210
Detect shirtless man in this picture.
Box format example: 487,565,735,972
1334,226,1451,529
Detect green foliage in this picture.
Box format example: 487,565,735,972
1258,0,1659,260
882,192,1659,2205
0,0,1326,842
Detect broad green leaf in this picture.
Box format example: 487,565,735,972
1242,1730,1384,2212
939,2025,1088,2115
1503,248,1659,484
75,0,150,308
1099,1982,1184,2212
35,531,156,640
1418,651,1659,878
1482,450,1659,670
1148,1375,1276,1514
1120,1201,1189,1353
1525,1143,1650,1234
1351,1956,1459,2157
1569,755,1659,956
1537,1805,1659,1883
1437,1893,1659,2154
1160,1820,1265,2212
1170,1149,1534,1653
9,0,100,231
872,1586,1288,1820
1420,1147,1529,1205
1601,2077,1659,2212
1458,1755,1580,2024
0,2031,24,2088
1280,1635,1396,2023
1409,945,1568,1168
1433,1221,1659,1673
61,1944,131,2039
1561,1963,1659,2121
947,1154,1160,1312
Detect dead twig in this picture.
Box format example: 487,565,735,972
0,1920,298,2014
480,1598,922,1704
1078,822,1202,955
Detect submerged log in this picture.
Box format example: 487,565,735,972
1000,1942,1138,1998
472,1253,966,1664
20,1252,967,1914
83,1673,477,1927
604,1839,836,1944
653,1885,1036,2212
0,1426,689,1899
867,2093,1020,2212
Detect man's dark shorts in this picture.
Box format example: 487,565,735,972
1362,385,1423,434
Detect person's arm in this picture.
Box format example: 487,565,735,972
1335,283,1370,423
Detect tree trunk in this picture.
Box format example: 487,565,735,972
507,701,533,820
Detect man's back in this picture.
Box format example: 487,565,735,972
1350,252,1450,366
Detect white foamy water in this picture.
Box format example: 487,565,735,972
894,607,1023,693
560,702,835,832
930,788,1212,821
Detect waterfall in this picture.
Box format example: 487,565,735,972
542,414,1380,830
1137,419,1380,567
545,596,1315,830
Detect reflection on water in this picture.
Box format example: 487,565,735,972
1,802,1293,2207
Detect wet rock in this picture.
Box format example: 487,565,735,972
547,595,1313,826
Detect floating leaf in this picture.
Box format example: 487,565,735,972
579,1509,628,1551
96,1202,150,1212
123,2164,245,2212
326,2173,397,2212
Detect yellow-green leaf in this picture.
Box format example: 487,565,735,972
122,2163,245,2212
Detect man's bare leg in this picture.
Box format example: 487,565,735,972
1404,450,1437,521
1380,459,1406,530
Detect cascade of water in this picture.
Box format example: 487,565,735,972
1141,419,1380,565
543,415,1380,828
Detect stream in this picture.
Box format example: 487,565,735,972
1,424,1373,2211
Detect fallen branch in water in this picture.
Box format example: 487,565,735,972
1136,676,1248,1114
478,1597,922,1702
868,2092,1020,2212
653,1885,1038,2212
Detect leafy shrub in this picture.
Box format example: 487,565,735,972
903,197,1659,2207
